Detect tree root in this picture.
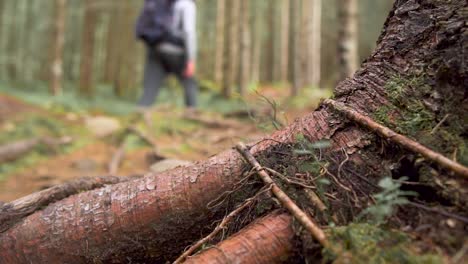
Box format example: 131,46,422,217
183,213,295,264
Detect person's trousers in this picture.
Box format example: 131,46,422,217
138,48,197,108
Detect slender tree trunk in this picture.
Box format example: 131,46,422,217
291,0,302,96
267,1,276,82
238,0,251,96
214,0,225,88
279,0,290,83
79,0,96,97
1,1,466,263
250,1,262,85
49,0,66,95
6,1,18,81
310,0,321,87
337,0,359,82
223,0,240,98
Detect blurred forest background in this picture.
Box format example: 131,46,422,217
0,0,393,102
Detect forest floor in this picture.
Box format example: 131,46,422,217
0,86,330,201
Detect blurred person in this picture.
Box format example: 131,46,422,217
136,0,197,110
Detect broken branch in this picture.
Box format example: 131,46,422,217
235,142,330,248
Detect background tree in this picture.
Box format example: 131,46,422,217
49,0,66,95
337,0,359,81
79,0,97,97
0,0,392,99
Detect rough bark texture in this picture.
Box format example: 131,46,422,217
0,176,140,233
0,0,466,263
184,213,295,264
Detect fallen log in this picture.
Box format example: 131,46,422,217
0,138,41,163
0,136,72,163
0,175,141,233
183,213,295,264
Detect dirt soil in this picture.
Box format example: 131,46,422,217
0,93,277,201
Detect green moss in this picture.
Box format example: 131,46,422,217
378,74,467,168
325,224,443,264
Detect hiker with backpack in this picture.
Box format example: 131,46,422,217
136,0,197,109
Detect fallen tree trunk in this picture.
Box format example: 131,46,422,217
0,175,141,233
1,0,467,263
0,136,71,163
184,213,295,264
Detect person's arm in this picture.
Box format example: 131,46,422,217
181,1,197,77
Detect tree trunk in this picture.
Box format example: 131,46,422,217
310,0,321,87
337,0,359,82
238,0,251,96
250,0,262,85
214,0,226,88
291,0,302,96
279,0,290,83
79,0,96,97
223,0,240,98
1,1,466,263
49,0,66,96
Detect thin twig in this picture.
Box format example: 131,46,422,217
235,142,331,249
430,114,449,135
173,185,273,264
108,143,126,175
265,167,316,189
324,99,468,178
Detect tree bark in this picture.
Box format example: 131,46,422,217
184,213,295,264
1,1,466,263
0,175,140,233
49,0,66,96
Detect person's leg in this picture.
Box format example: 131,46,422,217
138,48,167,107
177,75,198,108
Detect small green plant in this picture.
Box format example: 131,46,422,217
360,177,417,224
324,223,442,264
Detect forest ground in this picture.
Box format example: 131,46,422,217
0,84,331,201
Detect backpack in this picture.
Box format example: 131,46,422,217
136,0,182,46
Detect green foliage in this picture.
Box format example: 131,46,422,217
360,177,417,224
294,134,330,175
325,223,442,264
